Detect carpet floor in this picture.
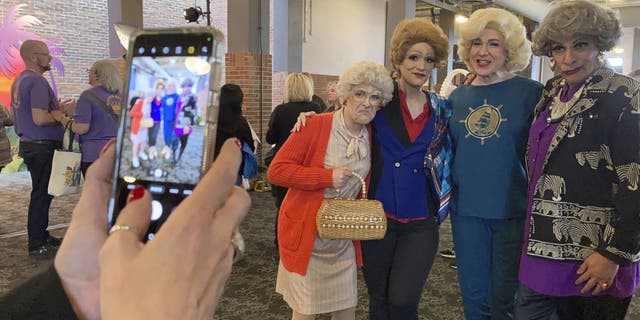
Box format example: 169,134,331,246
0,172,638,319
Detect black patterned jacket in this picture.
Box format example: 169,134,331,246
527,67,640,266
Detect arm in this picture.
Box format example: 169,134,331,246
576,86,640,295
71,94,93,135
267,120,334,191
597,87,640,264
0,265,76,319
239,120,255,152
32,109,60,126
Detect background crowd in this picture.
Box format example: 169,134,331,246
1,0,639,319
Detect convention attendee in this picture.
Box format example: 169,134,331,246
160,81,179,160
303,72,328,112
294,19,452,320
323,81,341,113
10,39,75,259
147,79,164,160
515,1,640,319
56,60,121,176
215,83,255,184
0,138,250,319
268,61,393,320
447,8,543,319
172,78,197,163
266,73,323,256
0,102,13,171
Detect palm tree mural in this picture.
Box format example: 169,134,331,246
0,4,67,108
0,4,67,173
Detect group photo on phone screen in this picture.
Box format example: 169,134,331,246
120,54,212,186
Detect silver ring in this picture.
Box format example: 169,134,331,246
108,224,138,235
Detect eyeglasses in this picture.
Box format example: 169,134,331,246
351,89,382,106
33,52,51,56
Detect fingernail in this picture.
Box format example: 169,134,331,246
127,184,145,203
100,139,116,157
233,138,241,148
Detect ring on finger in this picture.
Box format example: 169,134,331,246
109,224,139,235
600,282,609,289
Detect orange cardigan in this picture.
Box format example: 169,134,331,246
267,113,364,275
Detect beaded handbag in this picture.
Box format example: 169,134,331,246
316,172,387,240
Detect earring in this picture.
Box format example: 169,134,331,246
549,57,556,70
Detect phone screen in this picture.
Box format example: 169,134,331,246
109,29,223,240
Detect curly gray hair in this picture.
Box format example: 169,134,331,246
532,0,621,56
336,61,394,106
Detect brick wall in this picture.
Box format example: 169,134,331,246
225,52,272,161
0,0,111,99
271,71,287,108
0,0,230,101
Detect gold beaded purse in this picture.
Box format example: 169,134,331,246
316,172,387,240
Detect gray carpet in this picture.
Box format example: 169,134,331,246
0,172,638,319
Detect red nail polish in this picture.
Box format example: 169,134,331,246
234,138,241,148
127,185,145,203
100,139,116,157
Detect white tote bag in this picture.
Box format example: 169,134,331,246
48,130,82,196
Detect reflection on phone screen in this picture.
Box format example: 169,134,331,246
109,32,221,241
120,55,212,185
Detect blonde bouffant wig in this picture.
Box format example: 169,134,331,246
458,8,532,73
389,18,449,74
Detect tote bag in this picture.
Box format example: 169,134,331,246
241,142,258,179
48,130,82,196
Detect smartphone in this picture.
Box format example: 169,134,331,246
108,27,224,241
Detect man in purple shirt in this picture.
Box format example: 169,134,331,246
10,40,75,259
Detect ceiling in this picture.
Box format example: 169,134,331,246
420,0,640,27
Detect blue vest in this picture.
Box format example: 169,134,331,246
373,112,435,219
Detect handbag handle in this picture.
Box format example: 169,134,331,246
335,171,368,200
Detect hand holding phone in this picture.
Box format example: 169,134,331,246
108,27,224,240
55,139,250,319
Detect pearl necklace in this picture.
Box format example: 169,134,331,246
546,77,591,124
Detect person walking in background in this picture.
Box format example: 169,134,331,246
147,79,164,160
268,61,393,320
214,83,254,185
515,1,640,318
323,81,341,113
10,40,75,259
57,60,121,176
160,81,179,160
447,8,543,319
266,73,323,259
0,102,13,172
